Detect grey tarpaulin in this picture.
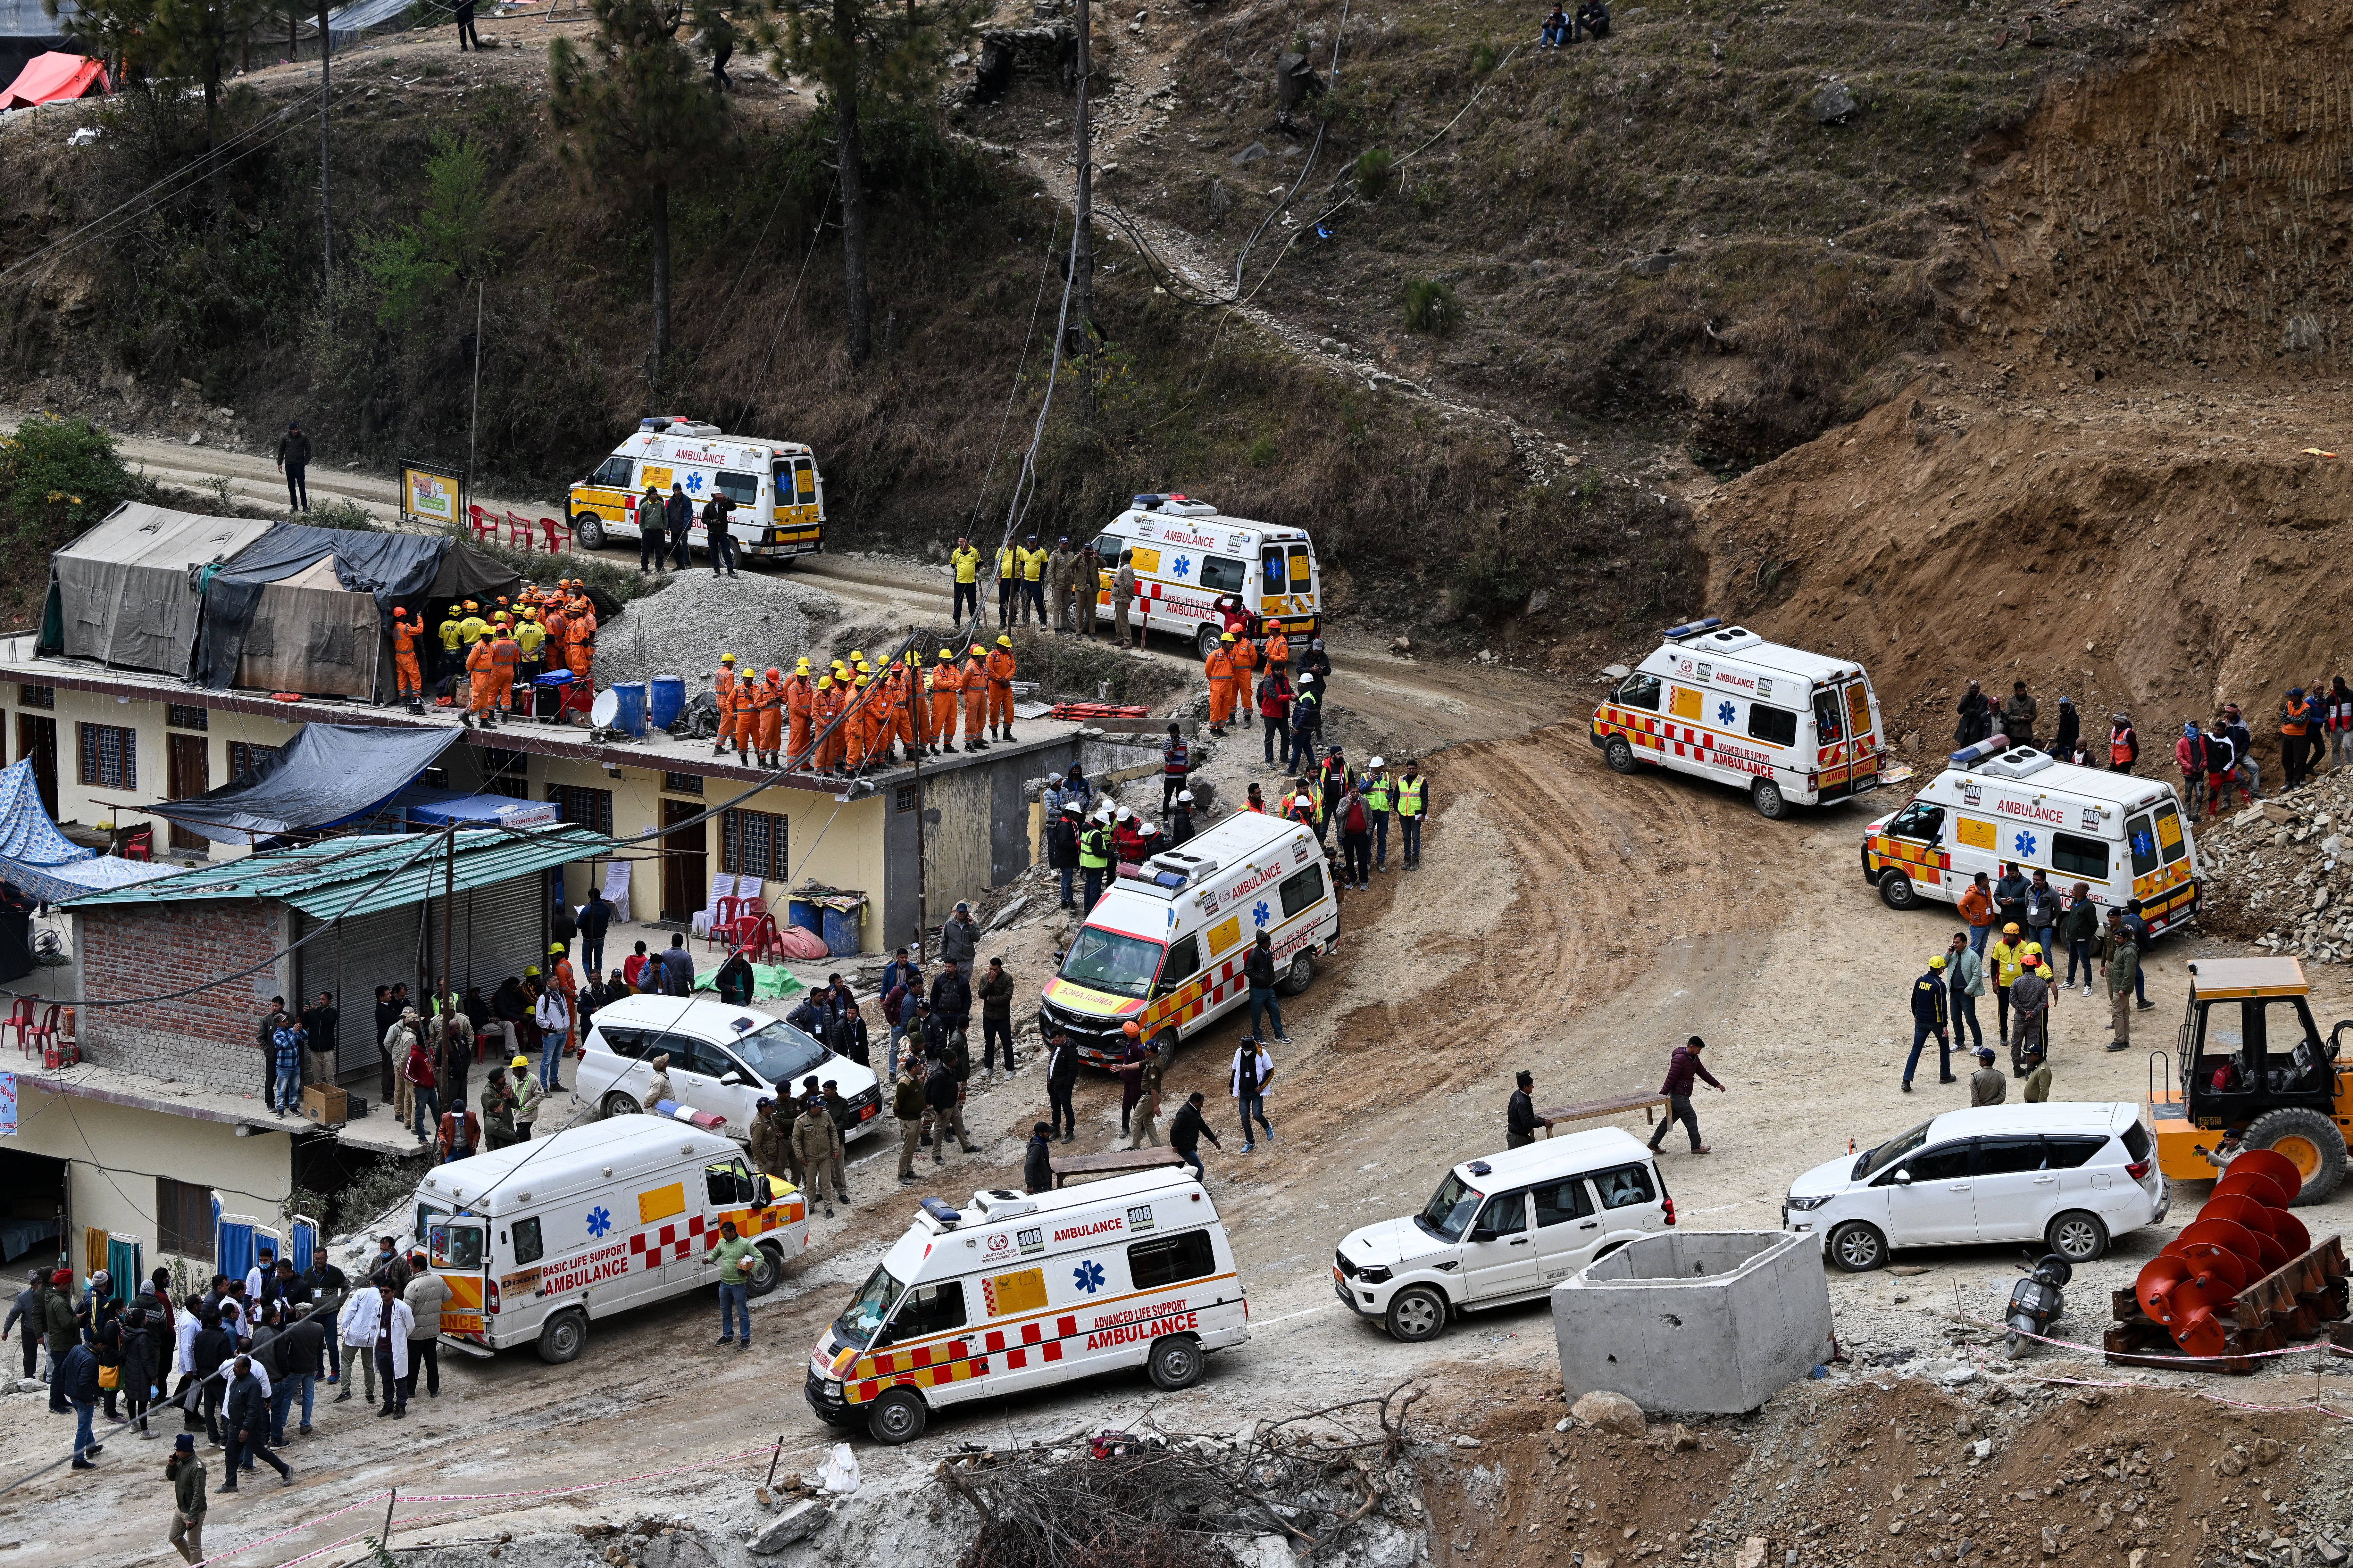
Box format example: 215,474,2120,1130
42,504,274,675
142,723,462,843
190,525,518,697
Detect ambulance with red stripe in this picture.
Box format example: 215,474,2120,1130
1079,494,1321,656
413,1120,807,1365
1591,617,1890,819
1037,811,1339,1068
805,1176,1249,1444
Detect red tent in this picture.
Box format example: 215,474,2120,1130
0,53,108,111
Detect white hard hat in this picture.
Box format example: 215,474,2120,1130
1176,790,1194,804
1369,756,1386,769
1297,671,1315,684
1115,806,1132,821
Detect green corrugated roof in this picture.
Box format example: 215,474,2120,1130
61,826,612,918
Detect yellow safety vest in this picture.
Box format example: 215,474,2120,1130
459,616,488,645
515,623,546,657
951,547,980,585
997,547,1019,580
1398,777,1424,815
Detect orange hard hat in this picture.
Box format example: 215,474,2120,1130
767,667,782,680
1122,1021,1141,1038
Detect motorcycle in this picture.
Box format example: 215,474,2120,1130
2004,1252,2071,1359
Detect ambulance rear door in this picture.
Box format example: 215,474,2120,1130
426,1212,492,1346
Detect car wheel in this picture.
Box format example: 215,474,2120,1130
2045,1210,2109,1264
572,513,606,551
1827,1221,1887,1273
1146,1334,1205,1390
536,1309,587,1365
1278,952,1314,996
1384,1285,1448,1343
1196,624,1222,660
746,1241,785,1298
1604,735,1638,775
866,1386,928,1445
1876,871,1917,910
2242,1106,2348,1204
601,1092,641,1120
1752,778,1789,820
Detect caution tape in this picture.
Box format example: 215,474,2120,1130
191,1492,394,1568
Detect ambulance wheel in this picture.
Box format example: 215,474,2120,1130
1603,735,1639,775
572,513,606,551
1827,1222,1887,1273
867,1387,928,1445
747,1241,786,1298
1751,778,1789,820
1197,624,1222,660
1147,1333,1205,1390
1878,871,1919,911
1278,951,1314,996
601,1092,642,1120
2242,1107,2347,1205
1385,1285,1448,1343
536,1309,587,1365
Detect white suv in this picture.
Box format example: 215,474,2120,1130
574,996,884,1144
1784,1102,2166,1272
1332,1128,1673,1342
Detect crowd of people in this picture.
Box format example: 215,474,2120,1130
703,638,1023,776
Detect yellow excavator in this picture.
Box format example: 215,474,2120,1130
2148,957,2352,1204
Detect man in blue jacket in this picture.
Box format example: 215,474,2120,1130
59,1327,101,1468
220,1355,292,1489
1903,954,1951,1093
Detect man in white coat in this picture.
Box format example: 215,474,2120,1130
338,1282,415,1418
1230,1037,1276,1153
334,1287,378,1406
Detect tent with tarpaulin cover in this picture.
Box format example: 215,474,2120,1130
142,723,462,844
38,504,274,677
0,757,180,905
0,50,105,108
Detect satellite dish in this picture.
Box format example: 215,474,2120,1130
590,689,621,728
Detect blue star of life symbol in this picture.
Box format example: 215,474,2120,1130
1252,900,1271,927
1073,1260,1106,1294
586,1205,612,1239
1715,701,1736,726
683,471,706,494
2013,830,2038,859
1172,555,1193,579
2132,830,2155,861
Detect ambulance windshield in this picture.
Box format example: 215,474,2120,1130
1058,927,1165,1000
1414,1172,1484,1243
835,1262,907,1346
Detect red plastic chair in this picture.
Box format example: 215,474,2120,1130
539,515,573,554
24,1004,58,1062
467,504,496,542
707,895,745,951
6,998,33,1058
505,510,537,551
121,825,153,861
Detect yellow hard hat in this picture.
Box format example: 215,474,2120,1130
968,644,984,656
996,635,1013,648
549,942,565,956
848,648,864,662
525,965,540,978
720,653,736,664
1220,631,1236,642
939,647,955,660
794,658,810,672
817,676,833,690
511,1055,528,1070
2002,922,2021,935
855,675,869,687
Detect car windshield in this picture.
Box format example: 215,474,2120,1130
834,1262,906,1346
1058,927,1166,1001
1413,1172,1484,1243
1854,1119,1935,1181
728,1020,829,1087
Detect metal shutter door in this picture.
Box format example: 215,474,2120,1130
295,901,435,1081
458,870,550,1004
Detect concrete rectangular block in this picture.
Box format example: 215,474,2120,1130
1550,1230,1832,1415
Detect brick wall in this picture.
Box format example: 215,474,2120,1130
79,901,287,1096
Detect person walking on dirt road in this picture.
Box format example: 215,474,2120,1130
1168,1091,1219,1180
275,422,311,514
1507,1070,1555,1149
1902,954,1951,1094
1046,1031,1080,1142
1646,1036,1722,1155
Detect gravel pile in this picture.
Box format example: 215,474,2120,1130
2189,772,2353,956
591,570,838,689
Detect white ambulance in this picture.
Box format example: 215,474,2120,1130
1590,617,1890,818
804,1175,1250,1443
1080,494,1321,656
566,416,826,562
412,1121,808,1364
1036,810,1339,1068
1861,738,2202,935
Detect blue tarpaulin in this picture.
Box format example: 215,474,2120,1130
143,723,462,844
396,786,559,829
0,758,180,904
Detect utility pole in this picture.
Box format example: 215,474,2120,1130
1068,0,1095,360
438,824,455,1082
906,643,928,964
468,280,484,485
317,0,334,326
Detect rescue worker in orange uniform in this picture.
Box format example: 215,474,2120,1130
896,652,924,761
486,618,521,725
1263,624,1291,675
814,676,844,774
463,633,497,727
723,671,757,766
563,596,596,685
391,605,426,713
784,659,815,770
930,647,963,753
753,667,786,769
961,644,991,751
986,635,1018,742
1205,632,1239,735
711,653,740,756
844,676,872,773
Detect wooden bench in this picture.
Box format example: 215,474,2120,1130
1049,1147,1187,1187
1534,1091,1673,1132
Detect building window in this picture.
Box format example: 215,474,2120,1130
555,786,614,836
481,748,528,794
720,809,789,881
227,742,282,784
157,1176,213,1262
895,783,917,814
166,705,209,731
18,685,53,710
77,723,136,790
662,772,703,796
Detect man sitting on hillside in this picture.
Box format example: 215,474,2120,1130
1574,0,1610,38
1540,4,1570,47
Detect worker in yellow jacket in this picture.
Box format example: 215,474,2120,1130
950,537,982,624
995,542,1021,632
1017,535,1049,626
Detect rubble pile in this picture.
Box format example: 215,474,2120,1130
2188,776,2353,952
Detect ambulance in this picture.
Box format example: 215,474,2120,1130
412,1120,808,1365
1081,494,1321,656
804,1174,1250,1443
565,415,826,562
1590,617,1890,818
1861,737,2202,935
1036,810,1339,1068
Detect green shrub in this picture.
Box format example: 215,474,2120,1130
1245,435,1280,468
1469,38,1499,74
1355,147,1395,200
1402,278,1461,335
0,414,150,542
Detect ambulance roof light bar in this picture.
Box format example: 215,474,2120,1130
1661,616,1725,641
1948,737,2007,770
918,1196,964,1230
1132,493,1218,516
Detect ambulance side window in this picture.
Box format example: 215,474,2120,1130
1127,1231,1217,1289
1262,549,1286,595
706,1160,757,1206
1748,705,1798,747
1160,935,1202,989
1886,801,1944,843
714,472,759,509
511,1217,544,1266
1614,673,1661,711
1200,555,1248,593
1095,534,1124,565
2052,832,2108,881
885,1281,966,1342
591,457,633,486
1278,864,1325,919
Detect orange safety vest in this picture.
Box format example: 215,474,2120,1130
2110,729,2134,767
987,648,1016,686
715,665,738,699
489,636,520,673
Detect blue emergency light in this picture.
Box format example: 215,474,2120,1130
1948,737,2007,767
920,1197,964,1228
1661,616,1726,640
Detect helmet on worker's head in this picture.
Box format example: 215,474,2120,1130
1928,955,1946,969
939,647,955,660
1114,806,1132,821
720,653,736,664
848,648,865,662
2022,953,2040,967
463,600,478,610
1369,756,1386,770
767,667,783,681
549,942,565,956
1220,632,1235,642
393,606,406,616
817,676,833,690
511,1055,529,1070
795,658,810,672
968,644,984,656
2002,922,2021,935
855,676,869,688
1177,790,1193,804
996,635,1013,649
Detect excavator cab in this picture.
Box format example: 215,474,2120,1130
2148,957,2352,1203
